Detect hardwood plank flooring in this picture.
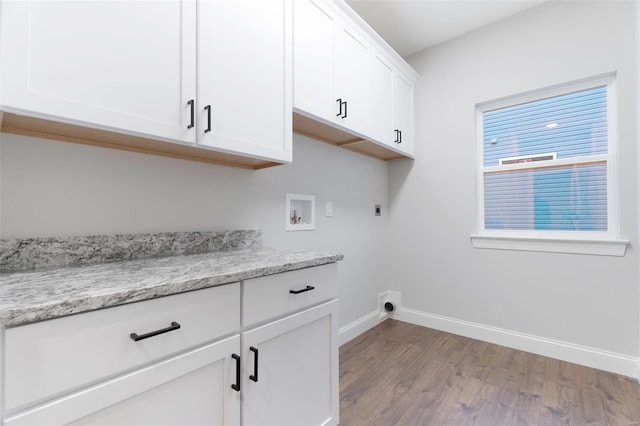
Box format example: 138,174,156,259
339,319,640,425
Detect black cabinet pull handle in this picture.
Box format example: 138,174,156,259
204,105,212,133
342,100,347,118
249,347,259,382
398,129,402,144
394,129,400,143
289,285,315,295
231,354,241,391
130,321,181,342
336,98,342,117
187,99,195,129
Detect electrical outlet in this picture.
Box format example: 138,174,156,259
326,201,333,217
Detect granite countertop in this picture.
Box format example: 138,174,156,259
0,247,343,327
0,230,343,327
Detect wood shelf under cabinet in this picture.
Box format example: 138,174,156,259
0,111,282,170
292,112,408,161
0,110,411,167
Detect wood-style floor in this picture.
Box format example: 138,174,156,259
339,319,640,425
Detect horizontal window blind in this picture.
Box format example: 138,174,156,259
484,163,607,231
480,82,612,234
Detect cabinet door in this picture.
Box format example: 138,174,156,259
242,300,339,426
334,24,370,135
0,0,196,144
293,0,336,122
197,0,292,163
392,73,415,156
5,336,241,426
369,52,394,145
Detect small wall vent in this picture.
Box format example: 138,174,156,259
378,290,402,321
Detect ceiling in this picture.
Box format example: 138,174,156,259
345,0,547,57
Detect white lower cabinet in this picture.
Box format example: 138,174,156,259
242,300,339,426
4,285,241,412
1,264,339,426
5,336,241,426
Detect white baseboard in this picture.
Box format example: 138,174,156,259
337,307,639,379
338,311,380,346
401,307,639,379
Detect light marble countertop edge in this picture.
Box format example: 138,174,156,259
0,248,344,328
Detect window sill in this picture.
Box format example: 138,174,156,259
470,234,629,256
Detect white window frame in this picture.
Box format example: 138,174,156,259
470,73,628,256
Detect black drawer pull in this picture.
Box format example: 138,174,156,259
249,346,259,382
289,285,315,295
130,321,181,342
336,98,343,117
231,354,241,391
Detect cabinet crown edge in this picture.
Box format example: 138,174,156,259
331,0,420,82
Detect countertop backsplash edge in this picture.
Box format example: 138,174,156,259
0,229,263,273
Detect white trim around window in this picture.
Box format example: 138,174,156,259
473,73,629,256
470,234,629,256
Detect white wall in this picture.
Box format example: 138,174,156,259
634,1,640,366
636,0,640,365
0,132,389,329
389,0,638,358
1,0,637,372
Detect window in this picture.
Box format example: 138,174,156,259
472,74,628,256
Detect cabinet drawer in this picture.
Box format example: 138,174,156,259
5,283,240,412
243,263,338,326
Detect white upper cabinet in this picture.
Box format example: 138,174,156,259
0,0,292,167
293,0,336,122
369,51,415,157
392,73,415,156
197,0,292,163
334,25,370,135
293,0,370,135
0,0,197,144
368,51,394,145
292,0,418,161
